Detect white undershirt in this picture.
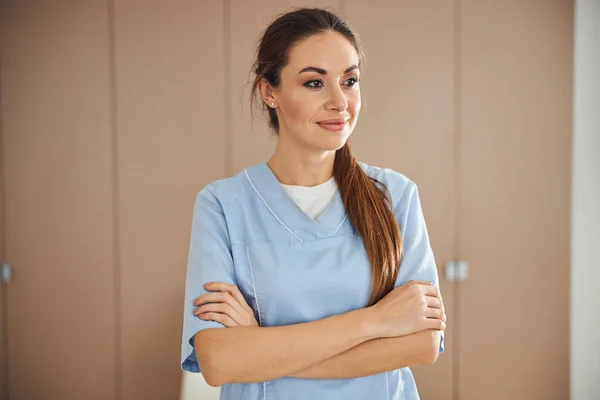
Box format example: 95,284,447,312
280,176,338,220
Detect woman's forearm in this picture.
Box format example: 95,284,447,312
287,329,441,380
194,307,377,386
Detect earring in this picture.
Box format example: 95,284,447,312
271,101,275,107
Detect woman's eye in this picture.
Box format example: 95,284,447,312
344,77,359,87
304,79,324,88
304,77,359,89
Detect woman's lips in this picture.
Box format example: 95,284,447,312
316,119,347,132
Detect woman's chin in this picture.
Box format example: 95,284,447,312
315,133,351,152
312,139,347,153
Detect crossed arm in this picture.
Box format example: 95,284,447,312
288,328,441,380
194,306,441,386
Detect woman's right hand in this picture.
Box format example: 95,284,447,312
368,280,446,338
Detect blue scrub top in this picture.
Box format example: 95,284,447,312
181,161,444,400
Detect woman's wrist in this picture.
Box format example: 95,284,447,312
354,306,381,341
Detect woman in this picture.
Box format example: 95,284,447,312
181,8,446,400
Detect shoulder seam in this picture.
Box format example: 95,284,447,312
397,180,417,209
196,189,223,215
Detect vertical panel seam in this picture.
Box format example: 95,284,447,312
0,13,9,396
452,0,461,399
224,0,232,177
106,1,122,399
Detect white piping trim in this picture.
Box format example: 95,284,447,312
385,372,390,400
244,169,303,243
245,247,263,328
246,246,267,399
333,214,348,234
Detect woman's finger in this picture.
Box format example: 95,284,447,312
426,296,443,309
195,288,247,320
202,282,255,316
194,302,245,325
408,280,433,286
425,307,446,322
421,284,440,298
194,292,247,325
424,318,446,331
194,292,225,305
231,285,255,314
195,292,243,316
199,312,238,327
207,282,254,314
206,282,244,303
194,282,259,327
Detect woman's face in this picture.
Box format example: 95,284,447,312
269,31,361,153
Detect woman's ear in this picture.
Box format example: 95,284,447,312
258,79,277,108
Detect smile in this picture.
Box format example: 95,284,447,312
316,120,348,132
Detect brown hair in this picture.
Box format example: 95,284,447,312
250,8,402,306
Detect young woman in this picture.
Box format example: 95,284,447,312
181,8,446,400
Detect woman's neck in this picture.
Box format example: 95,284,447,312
267,147,336,187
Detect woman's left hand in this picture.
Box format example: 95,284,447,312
193,282,259,327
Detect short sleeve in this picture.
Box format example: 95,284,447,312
181,187,237,373
394,182,444,354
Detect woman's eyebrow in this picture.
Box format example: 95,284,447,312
297,65,359,75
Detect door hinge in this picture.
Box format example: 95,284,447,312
445,260,469,281
1,263,13,283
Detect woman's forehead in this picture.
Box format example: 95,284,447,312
286,32,360,74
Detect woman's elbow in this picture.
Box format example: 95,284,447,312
425,347,440,365
200,363,225,388
194,331,228,387
203,372,225,388
418,329,442,365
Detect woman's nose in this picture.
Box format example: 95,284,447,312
326,87,348,112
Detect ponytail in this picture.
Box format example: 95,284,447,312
333,143,402,306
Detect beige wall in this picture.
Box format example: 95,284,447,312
0,1,574,399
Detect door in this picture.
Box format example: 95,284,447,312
114,0,227,398
1,1,116,399
457,1,573,398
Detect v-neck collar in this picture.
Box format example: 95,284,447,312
244,162,348,242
